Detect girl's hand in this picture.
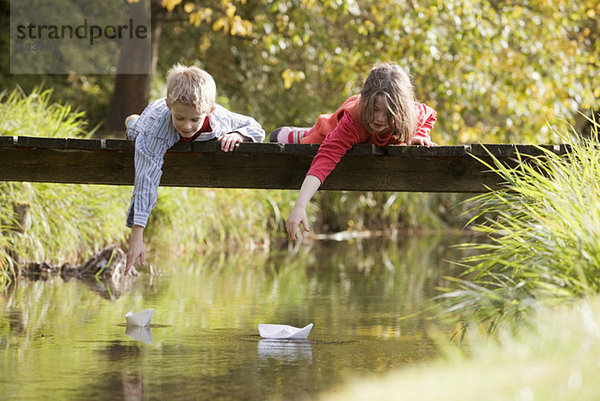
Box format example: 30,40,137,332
217,132,245,152
409,136,437,146
286,206,310,242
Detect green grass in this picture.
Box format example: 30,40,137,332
0,88,130,287
0,86,91,138
315,191,471,234
0,182,130,265
144,186,295,255
436,118,600,334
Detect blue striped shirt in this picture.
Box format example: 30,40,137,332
126,98,265,228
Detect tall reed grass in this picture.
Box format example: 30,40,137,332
144,186,295,255
0,88,130,287
438,119,600,334
0,87,91,137
315,191,470,234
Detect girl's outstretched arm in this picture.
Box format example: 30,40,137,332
286,174,322,242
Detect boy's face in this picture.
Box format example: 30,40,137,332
167,101,208,139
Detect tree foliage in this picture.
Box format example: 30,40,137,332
2,0,597,142
156,0,599,143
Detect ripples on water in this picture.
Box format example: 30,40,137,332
0,235,468,400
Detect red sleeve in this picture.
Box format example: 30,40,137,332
414,103,437,139
306,111,361,183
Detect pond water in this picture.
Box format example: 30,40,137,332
0,235,468,400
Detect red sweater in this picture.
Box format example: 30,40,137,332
303,95,437,183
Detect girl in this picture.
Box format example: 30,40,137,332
272,62,437,241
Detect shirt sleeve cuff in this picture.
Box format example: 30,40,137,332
306,169,326,184
234,128,258,142
132,213,149,228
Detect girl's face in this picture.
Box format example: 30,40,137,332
167,101,207,138
368,95,390,135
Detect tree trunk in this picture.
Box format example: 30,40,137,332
103,0,163,137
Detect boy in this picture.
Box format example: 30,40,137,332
124,64,265,273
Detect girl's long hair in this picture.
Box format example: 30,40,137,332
359,63,417,143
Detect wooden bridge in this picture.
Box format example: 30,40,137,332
0,136,568,192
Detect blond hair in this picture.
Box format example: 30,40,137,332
166,63,216,113
359,63,416,143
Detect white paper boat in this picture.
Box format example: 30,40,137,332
126,325,153,344
125,309,154,327
258,323,313,339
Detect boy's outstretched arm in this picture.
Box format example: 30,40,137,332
124,119,172,274
126,224,145,274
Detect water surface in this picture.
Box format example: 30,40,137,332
0,235,466,400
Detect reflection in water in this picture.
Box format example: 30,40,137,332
71,275,137,300
125,325,153,344
0,234,471,400
257,339,313,364
121,371,143,401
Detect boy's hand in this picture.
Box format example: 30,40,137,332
217,132,245,152
125,225,145,275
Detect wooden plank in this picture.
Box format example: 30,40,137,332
0,136,567,192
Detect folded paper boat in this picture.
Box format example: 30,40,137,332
258,323,313,339
125,309,154,327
